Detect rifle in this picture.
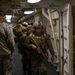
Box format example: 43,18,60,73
30,36,48,61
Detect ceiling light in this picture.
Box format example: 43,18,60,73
6,19,11,22
24,11,34,14
27,0,41,3
5,15,12,22
5,15,12,19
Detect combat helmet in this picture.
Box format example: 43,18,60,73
22,22,28,27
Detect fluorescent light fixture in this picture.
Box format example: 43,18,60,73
27,0,41,3
5,15,12,19
24,11,34,14
5,15,12,22
6,19,11,22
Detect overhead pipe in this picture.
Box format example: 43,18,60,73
47,9,57,49
42,8,49,21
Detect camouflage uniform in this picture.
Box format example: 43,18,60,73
0,25,14,75
13,23,32,75
24,26,54,75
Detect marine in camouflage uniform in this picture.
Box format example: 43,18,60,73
24,25,55,75
0,13,14,75
13,22,33,75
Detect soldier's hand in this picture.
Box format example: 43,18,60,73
31,44,37,49
50,55,54,62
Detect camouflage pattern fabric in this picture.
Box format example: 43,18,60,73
24,32,54,75
13,23,32,75
0,55,13,75
0,25,14,75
